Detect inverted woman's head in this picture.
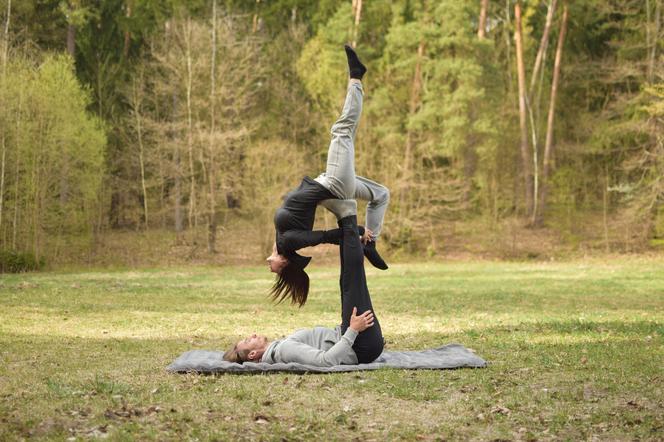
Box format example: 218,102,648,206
270,263,310,307
266,245,289,274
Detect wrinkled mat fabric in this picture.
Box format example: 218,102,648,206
167,343,487,374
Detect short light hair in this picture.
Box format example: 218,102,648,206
223,342,250,364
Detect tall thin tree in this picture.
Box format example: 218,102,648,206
65,1,77,57
399,40,425,222
185,17,196,229
648,0,661,83
130,70,149,227
478,0,489,39
124,0,132,57
352,0,363,48
207,0,218,253
0,0,11,238
535,2,568,225
514,1,534,217
529,0,557,96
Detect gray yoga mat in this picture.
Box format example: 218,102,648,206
167,343,487,374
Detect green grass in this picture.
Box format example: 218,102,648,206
1,259,663,441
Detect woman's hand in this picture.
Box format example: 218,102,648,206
361,228,374,245
349,307,374,332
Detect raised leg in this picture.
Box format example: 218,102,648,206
314,81,364,200
338,215,384,364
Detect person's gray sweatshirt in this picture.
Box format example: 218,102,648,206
261,326,358,366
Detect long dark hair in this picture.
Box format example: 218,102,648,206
270,263,310,307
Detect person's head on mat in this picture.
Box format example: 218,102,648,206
224,333,269,364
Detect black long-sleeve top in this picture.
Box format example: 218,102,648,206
274,176,337,270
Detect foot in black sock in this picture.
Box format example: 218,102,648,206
363,240,388,270
344,44,367,80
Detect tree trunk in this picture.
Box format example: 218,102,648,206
535,2,568,225
527,0,558,210
11,86,22,250
478,0,489,39
503,0,513,91
400,40,425,221
1,0,9,72
62,3,73,211
12,150,19,249
352,0,363,48
514,1,534,217
124,1,132,57
132,75,148,228
529,0,557,96
67,24,75,57
207,0,218,254
173,89,183,240
648,0,661,82
185,18,196,229
0,0,10,236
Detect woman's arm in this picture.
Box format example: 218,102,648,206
280,226,366,251
279,229,350,251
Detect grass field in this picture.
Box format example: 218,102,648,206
1,259,663,441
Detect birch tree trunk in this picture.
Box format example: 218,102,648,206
172,98,183,240
131,73,148,227
352,0,363,48
207,0,217,254
514,1,534,217
478,0,489,39
535,2,568,225
527,0,557,224
185,18,196,229
529,0,557,96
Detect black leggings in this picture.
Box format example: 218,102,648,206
338,215,384,363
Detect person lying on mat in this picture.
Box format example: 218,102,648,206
224,212,384,366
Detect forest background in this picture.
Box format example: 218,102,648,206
0,0,662,269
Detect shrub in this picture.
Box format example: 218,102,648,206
0,250,45,273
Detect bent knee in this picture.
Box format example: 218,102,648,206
375,186,390,205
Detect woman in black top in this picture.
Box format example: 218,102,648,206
267,45,390,307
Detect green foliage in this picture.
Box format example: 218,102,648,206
297,3,353,114
0,52,105,257
0,250,44,272
2,0,662,261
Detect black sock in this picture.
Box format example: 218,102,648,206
344,45,367,80
363,240,388,270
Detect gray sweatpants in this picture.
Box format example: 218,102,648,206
315,81,390,239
